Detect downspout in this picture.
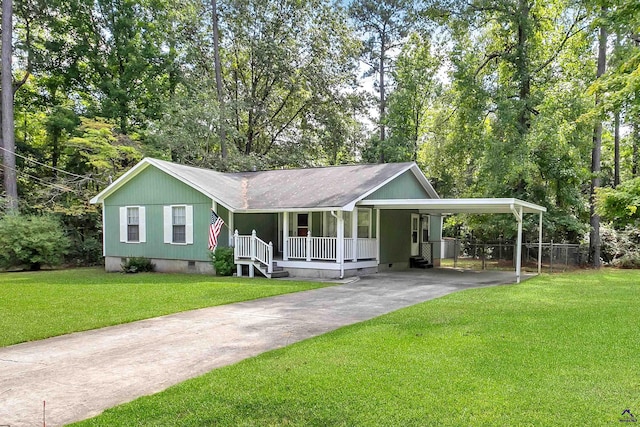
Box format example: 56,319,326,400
331,210,344,279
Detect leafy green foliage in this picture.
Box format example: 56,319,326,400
0,214,70,270
384,32,441,162
121,257,155,274
419,0,595,241
596,177,640,225
210,247,235,276
5,0,640,256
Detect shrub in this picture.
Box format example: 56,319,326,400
599,223,640,268
68,235,104,266
210,247,235,276
121,257,155,273
0,213,71,270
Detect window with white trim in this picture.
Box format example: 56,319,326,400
119,206,146,243
163,205,193,244
357,208,371,238
322,211,352,238
172,206,186,243
127,207,140,242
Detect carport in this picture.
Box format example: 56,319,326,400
358,198,547,283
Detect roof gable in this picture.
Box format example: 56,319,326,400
91,158,439,212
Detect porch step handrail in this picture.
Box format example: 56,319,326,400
234,230,273,274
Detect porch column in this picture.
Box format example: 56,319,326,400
283,212,289,261
375,208,380,263
336,210,344,278
538,212,543,275
351,208,358,261
228,211,234,246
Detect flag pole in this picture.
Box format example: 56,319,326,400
211,208,230,230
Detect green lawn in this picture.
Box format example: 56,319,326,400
0,267,328,347
73,269,640,426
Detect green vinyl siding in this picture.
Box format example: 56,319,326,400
212,204,231,249
235,213,278,245
379,209,415,264
364,170,431,200
429,214,442,259
103,166,214,261
312,212,322,236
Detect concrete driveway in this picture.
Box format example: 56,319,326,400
0,269,523,426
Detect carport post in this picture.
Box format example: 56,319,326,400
538,212,543,275
511,204,523,284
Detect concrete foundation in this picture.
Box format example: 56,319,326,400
378,261,410,271
105,257,214,274
283,266,378,280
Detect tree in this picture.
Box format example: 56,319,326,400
349,0,414,162
211,0,227,160
419,0,595,241
2,0,19,210
385,32,441,162
589,4,608,267
219,0,360,166
58,0,182,135
596,176,640,226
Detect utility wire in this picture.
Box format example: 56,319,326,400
2,163,79,194
0,146,91,180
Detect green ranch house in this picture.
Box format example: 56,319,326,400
90,158,546,282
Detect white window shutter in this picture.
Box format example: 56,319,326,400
139,206,146,243
119,207,127,242
163,206,172,243
185,205,194,244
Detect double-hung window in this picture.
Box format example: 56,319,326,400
119,206,146,243
172,206,186,243
127,207,140,242
357,208,371,238
163,205,193,244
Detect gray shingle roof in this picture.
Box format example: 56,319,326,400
93,158,436,211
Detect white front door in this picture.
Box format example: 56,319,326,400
411,213,420,256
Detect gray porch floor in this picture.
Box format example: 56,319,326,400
0,268,527,426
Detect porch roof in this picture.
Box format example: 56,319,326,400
358,198,546,214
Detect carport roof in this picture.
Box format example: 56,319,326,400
358,198,546,214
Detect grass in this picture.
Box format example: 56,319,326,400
440,257,580,273
72,269,640,426
0,267,329,347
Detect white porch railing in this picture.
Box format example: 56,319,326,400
236,231,377,264
234,230,272,274
287,233,376,261
356,238,377,259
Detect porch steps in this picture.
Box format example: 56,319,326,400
409,256,433,269
254,261,290,279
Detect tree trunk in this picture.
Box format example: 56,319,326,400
634,121,639,177
211,0,227,160
378,36,386,163
2,0,19,211
614,110,620,187
516,0,531,134
589,12,607,268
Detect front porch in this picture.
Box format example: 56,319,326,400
233,230,382,278
233,228,438,279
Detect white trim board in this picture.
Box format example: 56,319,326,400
358,198,546,214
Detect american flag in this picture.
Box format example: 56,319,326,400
208,209,225,251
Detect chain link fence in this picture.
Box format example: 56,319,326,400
441,238,588,272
